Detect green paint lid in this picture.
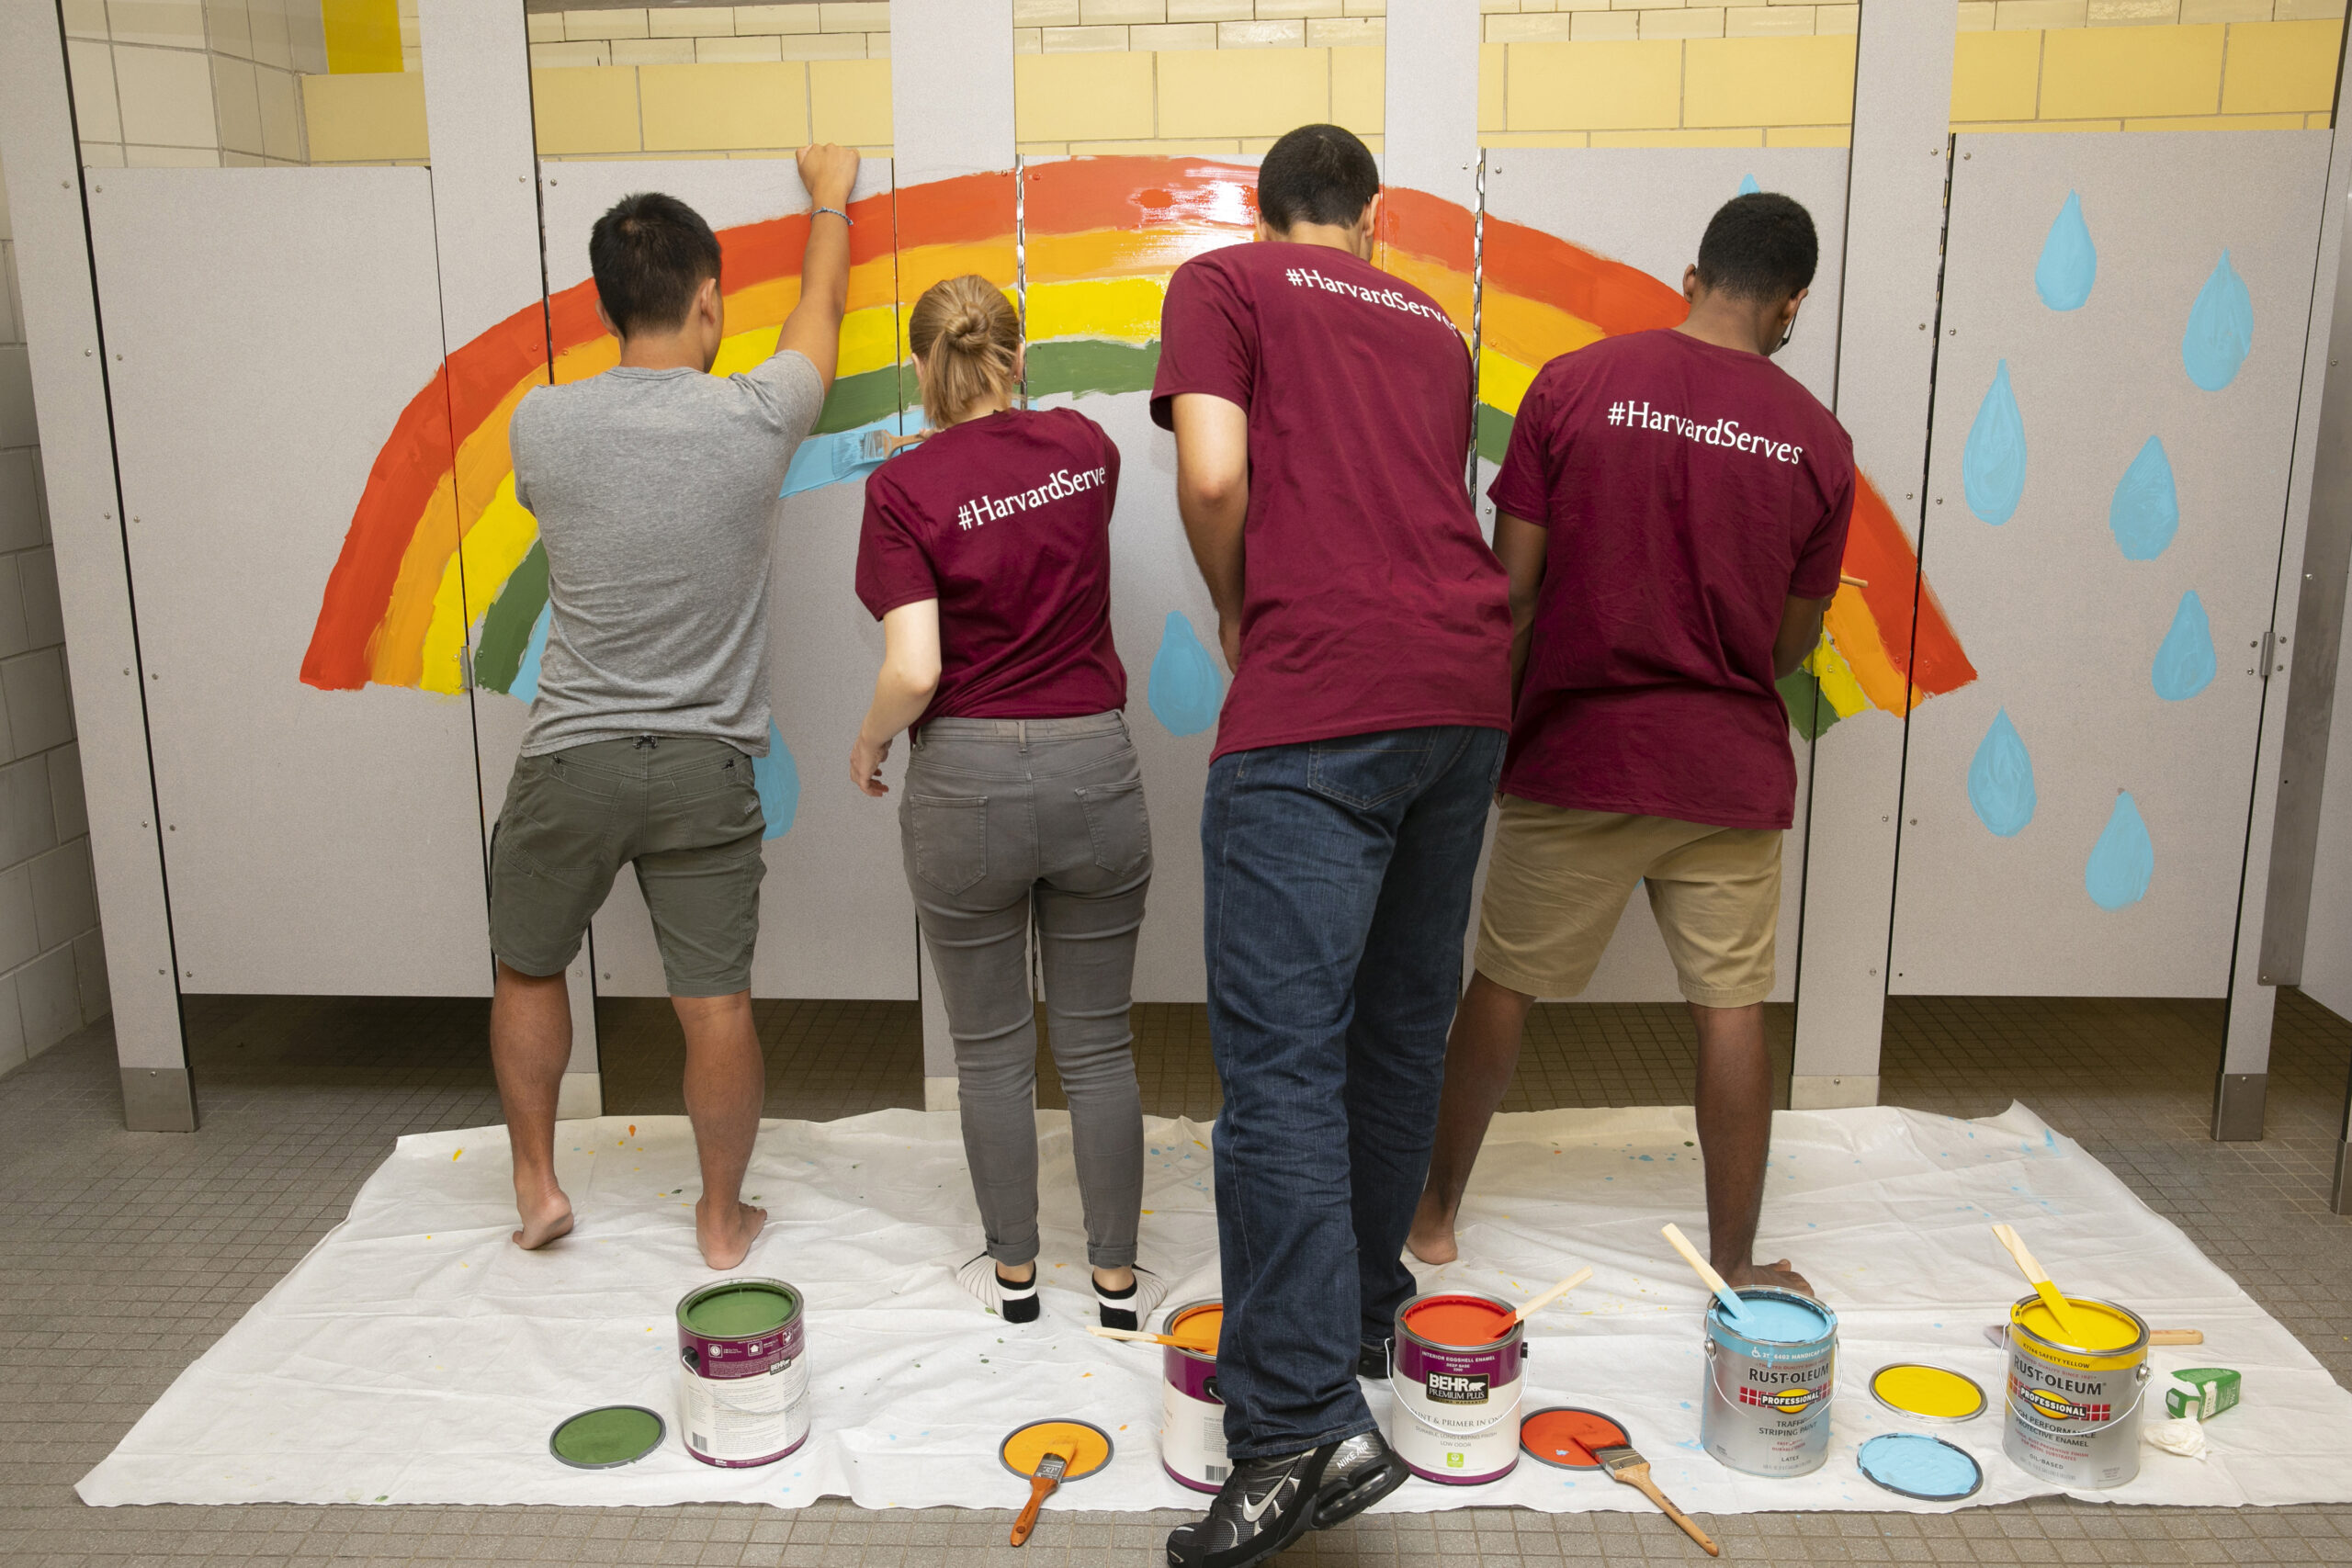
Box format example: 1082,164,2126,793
549,1404,664,1470
682,1280,798,1338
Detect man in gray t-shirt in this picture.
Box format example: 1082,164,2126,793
490,145,860,1271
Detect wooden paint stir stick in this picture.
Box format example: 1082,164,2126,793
1514,1267,1593,1323
1085,1324,1216,1352
1991,1223,2081,1340
1661,1223,1759,1331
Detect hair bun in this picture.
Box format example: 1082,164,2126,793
948,309,994,352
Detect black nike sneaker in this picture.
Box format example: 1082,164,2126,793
1165,1431,1409,1567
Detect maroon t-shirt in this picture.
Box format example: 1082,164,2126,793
1149,242,1510,760
854,405,1125,726
1488,329,1855,830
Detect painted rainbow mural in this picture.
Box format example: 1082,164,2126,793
301,157,1971,737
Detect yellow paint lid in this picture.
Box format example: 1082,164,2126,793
2009,1294,2143,1351
1869,1363,1986,1422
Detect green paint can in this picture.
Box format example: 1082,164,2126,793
675,1277,809,1468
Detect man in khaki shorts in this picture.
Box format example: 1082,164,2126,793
1407,193,1854,1296
489,146,860,1269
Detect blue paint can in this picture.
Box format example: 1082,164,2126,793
1699,1289,1837,1477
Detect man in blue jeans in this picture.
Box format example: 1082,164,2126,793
1151,124,1511,1566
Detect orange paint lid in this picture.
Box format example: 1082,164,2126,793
1169,1303,1223,1355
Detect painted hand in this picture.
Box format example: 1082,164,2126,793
797,142,861,211
851,732,893,797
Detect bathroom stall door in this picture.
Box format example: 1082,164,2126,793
87,168,491,995
1889,132,2332,997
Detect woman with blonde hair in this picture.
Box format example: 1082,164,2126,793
852,275,1160,1329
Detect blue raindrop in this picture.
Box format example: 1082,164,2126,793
2108,436,2178,561
1967,708,2035,838
1962,360,2027,525
2034,191,2097,311
2182,251,2253,391
1737,174,1761,196
1148,611,1226,737
2151,591,2216,702
509,603,552,704
752,718,797,839
2086,792,2154,910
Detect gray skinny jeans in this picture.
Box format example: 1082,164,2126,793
900,711,1152,1269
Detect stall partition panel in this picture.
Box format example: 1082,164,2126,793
88,168,491,995
529,160,915,1000
1476,148,1853,1003
1012,155,1255,1001
1890,132,2332,998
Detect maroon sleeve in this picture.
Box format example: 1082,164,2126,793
854,472,939,620
1485,369,1559,525
1789,448,1856,600
1149,254,1255,431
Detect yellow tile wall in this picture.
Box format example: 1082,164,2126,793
639,61,809,152
1682,35,1857,126
530,65,643,155
811,58,893,145
1504,41,1684,130
300,69,427,163
2221,17,2346,109
1157,46,1331,137
2039,21,2227,116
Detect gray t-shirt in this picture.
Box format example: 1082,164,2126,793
508,351,825,757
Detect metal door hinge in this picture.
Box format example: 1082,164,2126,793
2257,629,2278,682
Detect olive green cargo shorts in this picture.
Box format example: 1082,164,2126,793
488,736,766,997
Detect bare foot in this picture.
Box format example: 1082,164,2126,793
1405,1190,1459,1266
697,1199,767,1270
513,1187,574,1251
1723,1258,1815,1297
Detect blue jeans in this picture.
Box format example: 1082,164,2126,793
1201,725,1506,1459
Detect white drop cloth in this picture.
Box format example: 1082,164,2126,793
78,1103,2352,1514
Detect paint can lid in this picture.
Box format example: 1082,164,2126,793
548,1405,665,1470
679,1278,799,1338
1856,1432,1984,1502
1869,1363,1987,1424
999,1419,1114,1482
1521,1406,1631,1470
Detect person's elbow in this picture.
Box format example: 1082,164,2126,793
1180,462,1248,514
890,650,942,701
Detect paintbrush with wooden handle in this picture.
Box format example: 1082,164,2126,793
1086,1324,1216,1352
1591,1443,1719,1557
1010,1439,1077,1548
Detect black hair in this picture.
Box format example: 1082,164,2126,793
1257,124,1381,233
1694,192,1818,304
589,191,723,338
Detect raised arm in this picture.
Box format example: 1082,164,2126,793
1171,392,1250,672
776,143,862,398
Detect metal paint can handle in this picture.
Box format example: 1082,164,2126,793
2003,1361,2151,1436
1386,1367,1526,1438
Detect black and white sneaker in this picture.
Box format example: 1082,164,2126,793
956,1253,1040,1324
1097,1266,1169,1331
1164,1431,1408,1567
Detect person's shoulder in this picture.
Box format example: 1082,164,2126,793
1764,365,1852,461
1172,240,1256,287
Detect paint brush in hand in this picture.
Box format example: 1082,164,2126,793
1513,1267,1593,1324
1991,1223,2081,1339
1660,1223,1758,1331
1010,1439,1077,1548
1592,1443,1719,1557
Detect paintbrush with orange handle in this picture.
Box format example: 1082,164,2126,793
1592,1443,1719,1557
1010,1439,1077,1548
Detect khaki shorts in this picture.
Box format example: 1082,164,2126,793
489,736,766,997
1475,796,1781,1009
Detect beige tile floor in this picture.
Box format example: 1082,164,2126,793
1,989,2347,1565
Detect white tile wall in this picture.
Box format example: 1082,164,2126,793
70,0,314,169
0,164,110,1079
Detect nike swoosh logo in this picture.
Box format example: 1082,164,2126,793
1238,1481,1286,1522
